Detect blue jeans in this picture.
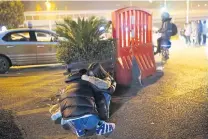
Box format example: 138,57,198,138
62,114,100,137
62,114,115,137
61,93,112,137
103,92,111,119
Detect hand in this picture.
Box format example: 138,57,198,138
109,86,115,94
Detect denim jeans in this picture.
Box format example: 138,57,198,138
61,114,100,137
61,114,115,137
103,92,111,119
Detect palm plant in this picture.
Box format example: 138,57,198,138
55,16,114,64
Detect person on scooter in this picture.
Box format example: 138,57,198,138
49,65,116,137
155,12,173,55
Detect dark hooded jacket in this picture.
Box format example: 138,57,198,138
59,71,115,120
59,72,98,119
158,18,172,39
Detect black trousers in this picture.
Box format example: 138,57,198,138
157,37,162,53
203,34,207,45
185,36,191,44
198,33,202,45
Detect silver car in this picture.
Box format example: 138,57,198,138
0,28,59,73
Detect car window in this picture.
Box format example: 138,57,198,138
3,32,30,42
35,31,58,42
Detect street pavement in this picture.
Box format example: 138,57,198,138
110,42,208,139
0,40,208,139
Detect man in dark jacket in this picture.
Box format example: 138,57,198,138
155,12,172,54
50,67,116,137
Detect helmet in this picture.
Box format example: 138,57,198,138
161,12,170,21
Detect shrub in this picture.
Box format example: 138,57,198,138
55,16,115,64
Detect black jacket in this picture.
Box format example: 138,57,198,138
59,72,115,120
60,73,98,119
158,18,172,39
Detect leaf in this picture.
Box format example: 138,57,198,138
0,1,24,28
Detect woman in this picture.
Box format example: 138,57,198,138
185,22,192,46
191,21,197,46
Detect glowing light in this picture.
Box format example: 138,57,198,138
99,26,105,31
198,4,200,7
45,1,51,11
1,26,7,32
160,7,167,13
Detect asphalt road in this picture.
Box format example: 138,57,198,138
0,40,208,139
110,42,208,139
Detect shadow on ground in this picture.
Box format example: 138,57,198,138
110,70,164,117
0,109,24,139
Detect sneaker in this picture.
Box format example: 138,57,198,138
96,121,115,136
51,111,62,121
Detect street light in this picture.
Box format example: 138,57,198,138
129,0,132,6
45,0,52,30
164,0,167,8
45,0,51,11
186,0,190,23
160,7,167,13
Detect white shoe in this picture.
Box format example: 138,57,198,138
96,121,115,136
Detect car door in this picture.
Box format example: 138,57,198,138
32,31,58,64
1,31,37,66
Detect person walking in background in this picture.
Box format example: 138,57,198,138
202,20,207,46
197,20,203,45
185,22,191,46
180,27,186,43
191,21,197,46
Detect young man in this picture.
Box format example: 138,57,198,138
50,65,116,137
202,20,207,45
155,12,172,54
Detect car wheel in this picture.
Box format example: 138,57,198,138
0,56,10,74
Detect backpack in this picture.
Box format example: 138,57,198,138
171,23,178,36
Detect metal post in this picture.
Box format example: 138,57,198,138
164,0,167,8
129,0,132,6
186,0,190,23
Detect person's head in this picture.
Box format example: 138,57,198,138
87,63,109,79
161,12,170,21
79,69,87,75
65,68,87,83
